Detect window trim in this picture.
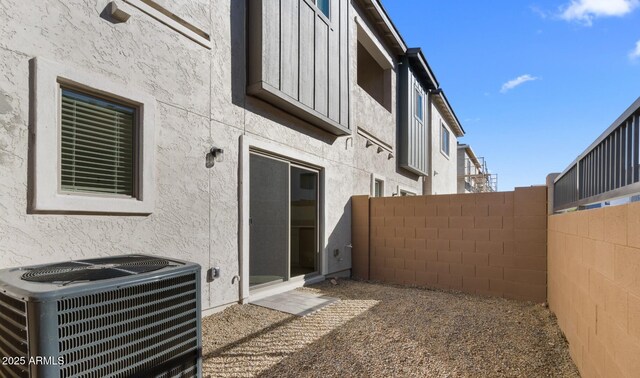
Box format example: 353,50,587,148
312,0,330,19
31,57,157,214
396,184,417,197
370,173,385,197
440,122,451,158
415,87,424,123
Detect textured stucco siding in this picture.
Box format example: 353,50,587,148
350,1,422,197
0,0,424,312
0,0,217,307
428,102,458,195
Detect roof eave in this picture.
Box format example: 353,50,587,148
406,47,439,89
356,0,407,56
432,90,465,137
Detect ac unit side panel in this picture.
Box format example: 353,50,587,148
0,290,29,378
28,300,60,377
0,255,202,378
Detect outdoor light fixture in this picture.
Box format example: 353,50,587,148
377,146,384,153
366,139,373,147
206,146,224,168
388,152,394,160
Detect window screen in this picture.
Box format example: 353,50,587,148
60,88,136,196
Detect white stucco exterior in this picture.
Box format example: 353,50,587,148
425,102,460,195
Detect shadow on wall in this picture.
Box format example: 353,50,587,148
229,1,338,146
326,199,353,275
230,0,245,112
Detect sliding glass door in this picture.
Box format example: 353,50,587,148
249,153,319,288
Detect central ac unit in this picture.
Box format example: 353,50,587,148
0,254,202,378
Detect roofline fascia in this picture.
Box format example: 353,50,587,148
406,47,439,89
358,0,408,54
431,89,465,137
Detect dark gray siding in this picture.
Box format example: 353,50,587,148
398,59,428,176
248,0,350,135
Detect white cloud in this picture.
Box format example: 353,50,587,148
630,40,640,60
560,0,639,25
500,75,539,93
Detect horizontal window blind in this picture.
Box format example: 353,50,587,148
60,89,136,196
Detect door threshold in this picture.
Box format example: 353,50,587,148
248,274,325,303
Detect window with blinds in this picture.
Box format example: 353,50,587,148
60,88,136,197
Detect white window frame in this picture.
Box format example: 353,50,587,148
370,173,386,197
31,57,157,214
441,122,451,158
415,87,424,123
311,0,330,19
396,184,417,197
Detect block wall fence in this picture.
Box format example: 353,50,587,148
548,204,640,378
351,186,548,302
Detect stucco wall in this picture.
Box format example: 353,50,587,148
352,187,548,302
548,204,640,377
0,0,216,307
0,0,424,312
427,102,458,195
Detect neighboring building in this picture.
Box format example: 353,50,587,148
457,144,498,193
423,89,466,195
0,0,467,313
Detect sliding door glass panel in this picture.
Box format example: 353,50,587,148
249,154,289,287
290,166,318,277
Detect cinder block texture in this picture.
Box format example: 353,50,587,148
549,203,640,378
352,187,547,302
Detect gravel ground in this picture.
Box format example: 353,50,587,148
202,280,579,378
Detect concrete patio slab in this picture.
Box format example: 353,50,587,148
251,290,339,316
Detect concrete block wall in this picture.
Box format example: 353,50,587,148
548,203,640,378
352,186,548,302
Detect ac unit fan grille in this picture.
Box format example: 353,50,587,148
22,256,172,283
0,292,28,378
57,273,199,378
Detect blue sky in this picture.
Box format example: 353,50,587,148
382,0,640,190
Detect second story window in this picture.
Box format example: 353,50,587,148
415,89,424,122
441,123,451,157
315,0,329,18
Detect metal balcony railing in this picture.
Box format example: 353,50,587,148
553,97,640,212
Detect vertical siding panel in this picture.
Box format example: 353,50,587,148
339,0,349,126
280,0,299,99
328,0,340,122
263,0,281,88
627,120,633,184
635,114,639,182
633,113,640,182
411,75,416,169
299,2,315,108
315,19,329,116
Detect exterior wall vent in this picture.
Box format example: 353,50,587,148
0,254,201,378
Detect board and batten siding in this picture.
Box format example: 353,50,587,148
248,0,350,135
398,59,428,176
